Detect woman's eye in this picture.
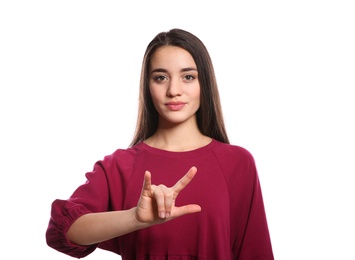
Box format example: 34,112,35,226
184,74,195,81
154,75,167,82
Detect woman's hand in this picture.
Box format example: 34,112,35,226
135,166,201,225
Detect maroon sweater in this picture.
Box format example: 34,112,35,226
46,139,274,259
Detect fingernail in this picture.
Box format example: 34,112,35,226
165,212,170,218
160,212,165,218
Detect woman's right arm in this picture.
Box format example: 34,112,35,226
66,167,201,246
66,207,148,245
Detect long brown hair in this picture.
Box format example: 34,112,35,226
130,28,229,146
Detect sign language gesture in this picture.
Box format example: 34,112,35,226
135,166,201,225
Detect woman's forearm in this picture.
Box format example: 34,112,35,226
66,207,149,246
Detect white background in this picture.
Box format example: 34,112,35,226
1,1,354,259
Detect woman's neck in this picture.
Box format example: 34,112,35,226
144,126,211,152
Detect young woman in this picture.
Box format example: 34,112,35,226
46,28,274,259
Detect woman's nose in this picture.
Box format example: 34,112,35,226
167,78,183,97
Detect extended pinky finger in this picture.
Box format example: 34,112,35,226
142,171,152,195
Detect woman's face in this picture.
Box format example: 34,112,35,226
149,46,200,127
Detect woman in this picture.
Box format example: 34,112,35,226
46,28,274,259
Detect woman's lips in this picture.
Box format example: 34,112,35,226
165,102,186,111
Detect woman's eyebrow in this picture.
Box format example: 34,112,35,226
181,67,197,72
151,67,197,73
151,68,168,73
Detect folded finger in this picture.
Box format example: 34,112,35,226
152,187,167,218
163,188,174,218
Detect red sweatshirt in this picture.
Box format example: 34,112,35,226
46,139,274,259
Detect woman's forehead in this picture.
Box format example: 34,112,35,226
150,46,196,72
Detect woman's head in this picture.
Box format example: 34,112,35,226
130,28,229,146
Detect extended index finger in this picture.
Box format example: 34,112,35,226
172,166,197,194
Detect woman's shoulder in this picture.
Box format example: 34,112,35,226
212,140,258,178
99,142,146,167
213,140,255,161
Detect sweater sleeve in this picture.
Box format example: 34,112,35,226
45,157,112,258
45,199,97,258
215,144,274,259
232,150,274,260
235,157,274,260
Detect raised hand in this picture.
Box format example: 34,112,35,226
135,166,201,225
